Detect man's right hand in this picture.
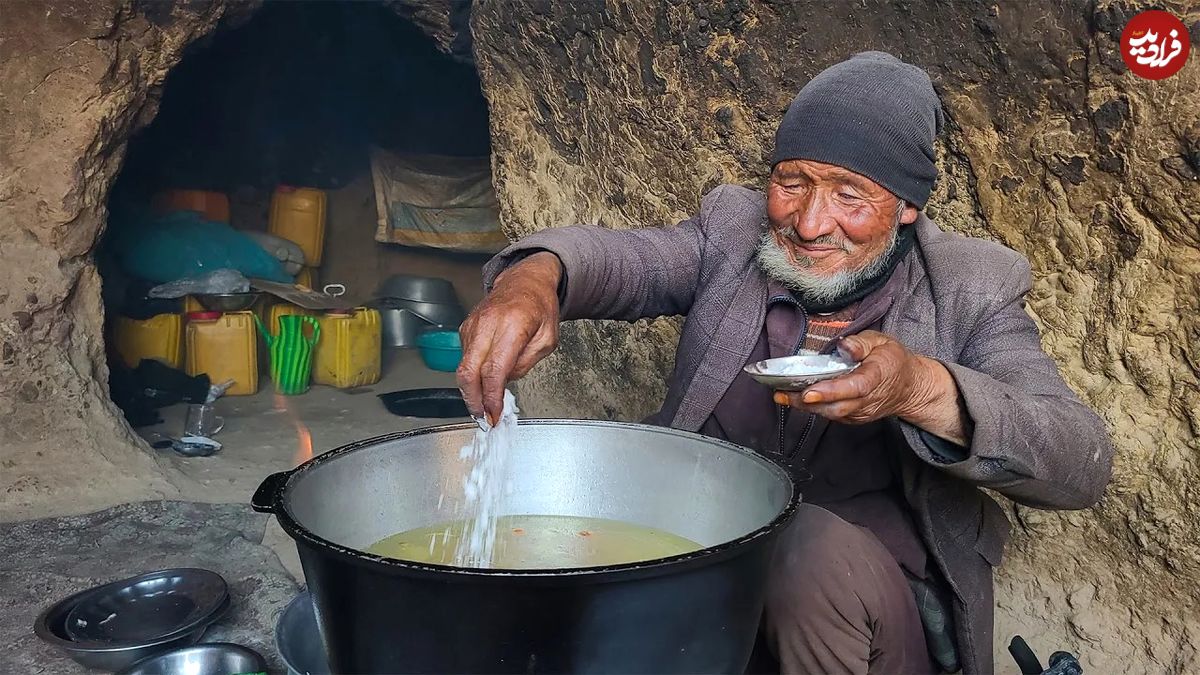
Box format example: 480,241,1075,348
457,251,563,425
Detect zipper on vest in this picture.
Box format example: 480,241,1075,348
771,295,814,481
784,325,848,477
773,290,893,482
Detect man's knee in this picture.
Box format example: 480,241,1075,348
763,505,928,674
766,505,895,620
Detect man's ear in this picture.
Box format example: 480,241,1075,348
900,203,919,225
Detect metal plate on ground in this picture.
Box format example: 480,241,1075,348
275,590,329,675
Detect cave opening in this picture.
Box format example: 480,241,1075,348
98,0,496,462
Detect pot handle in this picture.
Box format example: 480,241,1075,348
252,471,291,513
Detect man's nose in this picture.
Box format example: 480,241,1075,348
793,192,838,241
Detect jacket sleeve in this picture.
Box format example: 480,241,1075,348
900,258,1115,510
481,215,706,322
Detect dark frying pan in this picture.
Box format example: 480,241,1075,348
377,388,470,419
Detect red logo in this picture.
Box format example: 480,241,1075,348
1121,10,1191,80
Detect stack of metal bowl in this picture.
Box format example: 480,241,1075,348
117,643,267,675
371,275,466,348
194,292,263,313
33,568,231,672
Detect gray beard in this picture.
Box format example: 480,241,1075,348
755,224,901,308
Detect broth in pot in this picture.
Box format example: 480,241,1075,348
368,514,702,569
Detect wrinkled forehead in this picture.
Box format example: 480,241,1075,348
771,159,885,195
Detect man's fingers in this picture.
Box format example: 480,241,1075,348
510,344,549,379
510,347,542,380
772,391,871,423
510,324,557,380
479,323,532,425
801,353,887,403
837,335,867,361
838,329,890,361
456,317,491,418
774,391,818,408
803,400,865,421
802,370,878,403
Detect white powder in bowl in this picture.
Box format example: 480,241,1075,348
759,354,853,376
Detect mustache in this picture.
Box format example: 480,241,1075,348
774,226,851,252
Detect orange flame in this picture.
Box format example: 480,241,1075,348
275,393,314,466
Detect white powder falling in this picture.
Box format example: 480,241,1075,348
452,389,519,568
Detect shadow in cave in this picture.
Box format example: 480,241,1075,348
99,0,496,434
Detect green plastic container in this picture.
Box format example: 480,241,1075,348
255,314,320,395
416,329,462,372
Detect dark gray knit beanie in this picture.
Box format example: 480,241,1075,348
771,51,944,208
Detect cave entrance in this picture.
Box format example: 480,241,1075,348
99,1,495,467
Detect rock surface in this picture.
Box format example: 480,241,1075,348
0,0,1196,671
470,0,1200,671
0,0,262,520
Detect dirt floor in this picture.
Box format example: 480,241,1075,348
2,501,300,674
136,347,466,579
142,349,461,498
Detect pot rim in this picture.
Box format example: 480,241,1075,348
265,419,801,582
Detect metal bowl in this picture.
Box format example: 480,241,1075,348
117,643,267,675
195,292,262,312
375,306,435,348
372,297,464,328
743,351,860,391
375,274,460,304
275,590,330,675
65,568,229,643
34,586,228,671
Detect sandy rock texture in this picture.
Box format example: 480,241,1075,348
470,0,1199,671
0,500,299,673
0,0,1196,671
1,0,256,521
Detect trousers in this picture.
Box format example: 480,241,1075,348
755,504,937,674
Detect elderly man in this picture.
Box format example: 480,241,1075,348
458,52,1113,674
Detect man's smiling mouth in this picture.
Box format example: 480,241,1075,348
774,229,844,265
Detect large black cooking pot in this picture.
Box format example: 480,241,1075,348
253,419,798,674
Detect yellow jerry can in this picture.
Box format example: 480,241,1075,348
113,313,184,370
185,311,259,396
269,186,327,266
313,308,382,389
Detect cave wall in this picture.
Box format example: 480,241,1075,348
0,0,1197,671
469,0,1199,671
0,0,490,524
0,0,265,521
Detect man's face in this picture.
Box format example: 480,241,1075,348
765,159,918,279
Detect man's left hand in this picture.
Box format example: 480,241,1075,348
773,330,947,427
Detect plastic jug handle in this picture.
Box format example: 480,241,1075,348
305,317,321,347
252,314,274,346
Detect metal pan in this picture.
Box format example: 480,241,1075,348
275,590,330,675
64,568,229,644
375,274,460,304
